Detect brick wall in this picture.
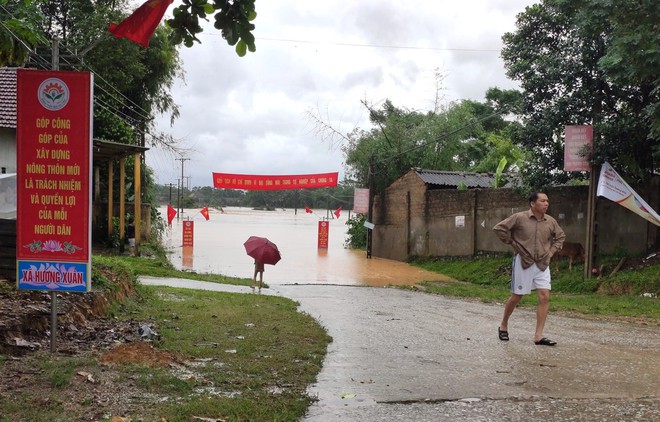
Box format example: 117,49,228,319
373,175,659,261
372,172,426,260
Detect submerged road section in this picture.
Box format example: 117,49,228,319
139,277,660,421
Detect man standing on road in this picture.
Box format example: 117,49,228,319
493,192,566,346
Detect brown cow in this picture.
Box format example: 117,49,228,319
552,241,585,271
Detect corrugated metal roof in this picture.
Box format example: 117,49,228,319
92,139,149,163
414,168,519,188
0,67,17,129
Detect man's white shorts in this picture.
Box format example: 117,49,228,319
511,254,551,295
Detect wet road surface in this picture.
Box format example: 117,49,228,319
139,277,660,421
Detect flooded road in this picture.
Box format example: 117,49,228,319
140,278,660,421
161,207,448,286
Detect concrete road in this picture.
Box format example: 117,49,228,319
139,277,660,421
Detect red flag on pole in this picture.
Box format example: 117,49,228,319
334,205,342,219
305,205,313,214
200,206,210,221
108,0,173,48
167,204,177,225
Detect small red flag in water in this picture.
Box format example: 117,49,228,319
200,206,210,221
334,205,342,218
108,0,173,48
305,205,313,214
167,204,177,225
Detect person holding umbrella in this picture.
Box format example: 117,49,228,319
244,236,282,292
253,260,265,291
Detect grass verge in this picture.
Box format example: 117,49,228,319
124,284,332,421
0,250,331,421
94,243,255,287
408,254,659,322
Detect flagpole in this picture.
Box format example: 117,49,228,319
585,75,605,279
584,167,598,279
76,33,111,59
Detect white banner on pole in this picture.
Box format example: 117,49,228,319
597,161,660,227
353,188,370,214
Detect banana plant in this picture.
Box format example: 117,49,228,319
493,157,507,188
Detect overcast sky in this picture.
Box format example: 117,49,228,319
148,0,537,188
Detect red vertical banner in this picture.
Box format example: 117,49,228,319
182,220,194,246
16,69,92,292
317,220,329,249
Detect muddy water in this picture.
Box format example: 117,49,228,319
161,207,448,286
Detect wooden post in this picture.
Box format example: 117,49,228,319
119,157,126,252
107,161,113,239
133,153,142,254
584,170,596,278
472,190,478,256
584,167,600,279
94,166,100,202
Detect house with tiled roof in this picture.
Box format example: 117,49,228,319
0,67,17,174
0,67,17,280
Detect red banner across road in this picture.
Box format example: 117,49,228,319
213,172,338,190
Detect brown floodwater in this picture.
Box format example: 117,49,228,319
162,207,449,286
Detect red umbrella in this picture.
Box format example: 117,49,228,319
243,236,282,265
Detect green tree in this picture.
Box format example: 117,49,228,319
594,0,659,139
343,99,512,195
37,0,182,148
472,132,525,176
33,0,183,241
484,87,524,116
0,0,47,66
167,0,256,56
501,0,659,189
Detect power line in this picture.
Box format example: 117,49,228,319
2,8,156,131
202,30,501,52
255,36,501,53
54,41,153,122
32,48,143,130
28,42,180,149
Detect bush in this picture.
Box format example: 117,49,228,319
345,214,368,249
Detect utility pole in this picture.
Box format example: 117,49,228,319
176,178,181,220
176,158,189,219
585,61,605,279
366,156,375,259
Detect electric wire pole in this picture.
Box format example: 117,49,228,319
176,158,189,219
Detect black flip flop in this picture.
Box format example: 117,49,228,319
534,337,557,346
498,327,509,341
